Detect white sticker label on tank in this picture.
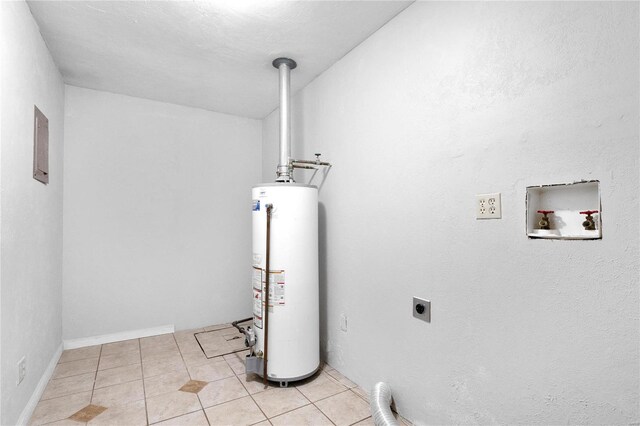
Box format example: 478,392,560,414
264,271,285,306
252,253,262,267
273,283,285,305
252,267,262,290
254,315,262,329
269,272,285,284
253,288,263,329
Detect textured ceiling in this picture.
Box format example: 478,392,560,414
27,1,412,118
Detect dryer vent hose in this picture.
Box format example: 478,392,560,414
370,382,400,426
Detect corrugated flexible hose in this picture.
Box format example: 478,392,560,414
371,382,399,426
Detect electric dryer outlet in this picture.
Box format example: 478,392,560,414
413,297,431,323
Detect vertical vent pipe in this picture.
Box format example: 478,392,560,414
272,57,297,182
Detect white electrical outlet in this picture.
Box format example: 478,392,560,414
476,193,502,219
340,314,348,332
17,356,26,385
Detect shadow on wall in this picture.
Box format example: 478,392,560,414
319,202,329,361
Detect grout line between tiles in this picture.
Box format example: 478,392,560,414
310,402,338,426
138,338,150,426
93,374,142,390
50,370,96,382
57,356,100,365
40,389,91,403
312,387,352,404
244,384,270,421
56,356,147,382
265,401,319,423
309,387,359,426
97,360,142,372
199,391,250,411
228,348,275,422
202,408,213,426
351,388,369,404
42,417,88,426
174,332,195,382
172,332,211,426
249,418,271,426
256,386,315,421
89,344,103,404
148,408,203,425
308,401,337,426
100,348,141,357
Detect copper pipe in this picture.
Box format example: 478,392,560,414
263,204,273,388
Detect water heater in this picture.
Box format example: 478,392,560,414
240,57,329,386
250,183,319,384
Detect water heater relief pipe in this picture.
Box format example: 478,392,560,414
371,382,400,426
273,58,297,182
263,204,273,387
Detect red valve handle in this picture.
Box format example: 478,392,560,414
537,210,555,214
579,210,598,215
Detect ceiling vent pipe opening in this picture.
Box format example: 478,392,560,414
273,57,297,183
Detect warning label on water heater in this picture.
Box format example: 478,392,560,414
265,271,285,306
252,267,262,291
252,267,263,328
252,267,285,329
253,288,263,328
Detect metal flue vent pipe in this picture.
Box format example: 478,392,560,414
272,57,297,182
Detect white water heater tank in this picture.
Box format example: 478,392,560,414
251,183,319,383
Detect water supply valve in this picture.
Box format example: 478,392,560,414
580,210,598,231
537,210,554,230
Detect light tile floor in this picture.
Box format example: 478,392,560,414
29,325,411,425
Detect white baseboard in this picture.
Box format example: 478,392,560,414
63,324,175,350
16,343,63,426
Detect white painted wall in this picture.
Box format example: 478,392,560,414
263,2,639,424
63,86,262,340
0,2,65,424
